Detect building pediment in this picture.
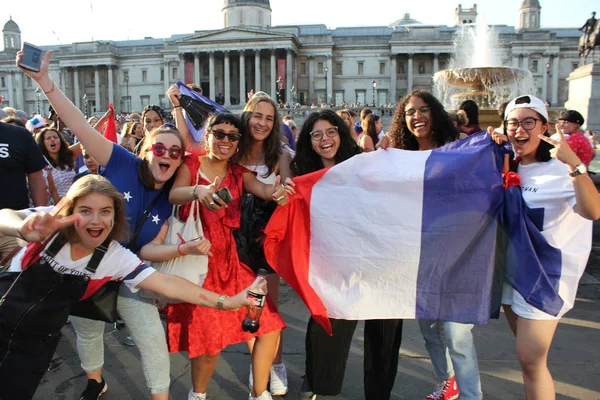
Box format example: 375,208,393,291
177,27,293,44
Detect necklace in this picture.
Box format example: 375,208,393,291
203,156,227,178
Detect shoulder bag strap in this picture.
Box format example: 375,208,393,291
126,191,164,250
84,237,111,274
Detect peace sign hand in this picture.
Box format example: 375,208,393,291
537,124,581,168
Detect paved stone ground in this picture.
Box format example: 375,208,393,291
33,275,600,400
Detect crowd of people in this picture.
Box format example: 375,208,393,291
0,46,598,400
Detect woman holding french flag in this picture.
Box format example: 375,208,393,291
491,94,600,400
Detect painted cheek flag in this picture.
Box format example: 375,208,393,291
103,104,118,143
176,82,227,142
264,132,563,334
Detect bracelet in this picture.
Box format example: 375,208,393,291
191,184,199,201
216,294,228,310
173,105,182,109
177,243,188,256
43,81,55,95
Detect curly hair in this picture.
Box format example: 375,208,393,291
235,96,282,178
291,109,361,177
388,90,459,150
36,127,74,170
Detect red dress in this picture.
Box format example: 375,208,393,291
167,156,285,357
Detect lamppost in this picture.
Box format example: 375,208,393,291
82,93,88,118
124,74,130,113
372,80,377,107
34,87,41,115
324,66,329,105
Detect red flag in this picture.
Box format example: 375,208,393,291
103,104,118,143
264,168,333,335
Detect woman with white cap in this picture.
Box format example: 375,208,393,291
491,94,600,399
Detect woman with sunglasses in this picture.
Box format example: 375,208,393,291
489,95,600,400
17,50,190,400
388,90,480,400
233,94,294,397
168,112,289,400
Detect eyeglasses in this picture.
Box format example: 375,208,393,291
211,129,241,142
504,117,541,132
148,143,183,160
405,106,432,116
310,126,339,141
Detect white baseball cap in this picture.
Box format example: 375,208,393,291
504,94,549,121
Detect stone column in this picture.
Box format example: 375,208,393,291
551,54,559,106
239,51,246,106
512,53,520,68
522,53,530,71
6,72,14,107
541,54,550,102
224,51,231,107
14,72,24,111
390,54,397,103
163,61,170,94
94,68,101,111
254,49,261,91
58,68,66,93
308,56,315,104
407,54,414,94
270,49,277,99
433,53,439,74
326,55,333,105
286,49,293,105
108,66,114,108
194,53,200,85
179,53,185,82
209,51,216,101
74,68,81,109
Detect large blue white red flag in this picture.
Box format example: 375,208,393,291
264,133,563,334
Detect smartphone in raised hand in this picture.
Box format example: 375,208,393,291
19,42,44,72
216,187,233,204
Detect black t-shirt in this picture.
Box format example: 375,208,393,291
0,122,47,209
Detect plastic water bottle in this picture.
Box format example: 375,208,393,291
241,269,268,333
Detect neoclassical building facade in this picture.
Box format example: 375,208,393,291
0,0,583,115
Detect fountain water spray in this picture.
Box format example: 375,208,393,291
434,16,535,110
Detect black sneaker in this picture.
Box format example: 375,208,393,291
300,375,316,400
79,377,107,400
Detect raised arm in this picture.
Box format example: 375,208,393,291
16,50,113,166
242,173,289,206
137,272,249,310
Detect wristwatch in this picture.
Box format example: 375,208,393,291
216,294,228,310
569,163,587,177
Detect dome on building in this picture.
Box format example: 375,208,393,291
222,0,271,11
389,13,422,28
3,17,20,33
520,0,541,9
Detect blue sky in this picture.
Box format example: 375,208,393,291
0,0,596,48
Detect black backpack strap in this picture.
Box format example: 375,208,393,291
126,191,163,250
44,232,68,258
84,238,111,274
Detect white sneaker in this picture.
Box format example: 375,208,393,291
269,363,289,396
188,389,206,400
249,390,273,400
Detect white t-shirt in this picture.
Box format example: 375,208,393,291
9,235,155,300
518,158,593,316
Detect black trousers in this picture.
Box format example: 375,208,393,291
0,262,87,400
305,317,404,400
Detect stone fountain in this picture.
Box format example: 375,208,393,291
434,17,535,125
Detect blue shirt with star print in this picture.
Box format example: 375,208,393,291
101,144,171,252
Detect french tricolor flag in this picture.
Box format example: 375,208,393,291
265,133,563,334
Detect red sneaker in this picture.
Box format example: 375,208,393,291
425,376,459,400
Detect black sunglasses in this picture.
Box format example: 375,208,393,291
211,129,241,142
